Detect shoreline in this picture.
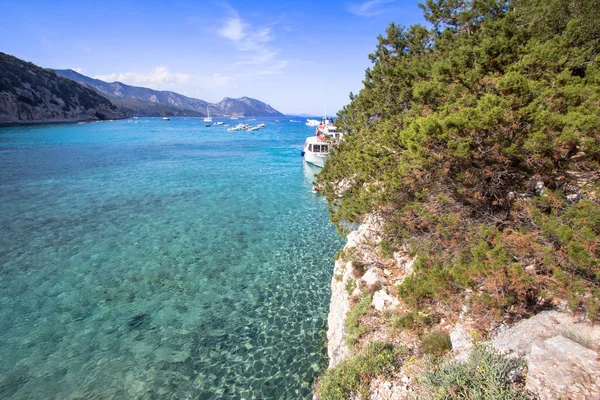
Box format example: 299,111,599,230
0,116,129,128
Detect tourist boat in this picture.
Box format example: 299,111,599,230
306,119,319,127
301,115,343,168
302,136,330,168
204,107,212,123
316,115,342,138
162,117,170,121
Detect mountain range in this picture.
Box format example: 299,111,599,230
53,69,283,118
0,51,284,125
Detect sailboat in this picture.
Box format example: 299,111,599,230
204,107,212,123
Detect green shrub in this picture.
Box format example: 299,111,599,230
345,278,356,295
317,341,402,400
420,331,452,356
345,292,372,347
417,346,527,400
393,311,439,330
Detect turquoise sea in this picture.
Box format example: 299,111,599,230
0,118,343,399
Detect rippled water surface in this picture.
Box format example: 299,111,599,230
0,118,342,399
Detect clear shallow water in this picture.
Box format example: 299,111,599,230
0,118,342,399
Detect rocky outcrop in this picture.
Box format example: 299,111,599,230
326,214,386,367
327,258,353,368
0,53,125,124
325,213,600,399
489,310,600,399
527,335,600,399
326,214,414,368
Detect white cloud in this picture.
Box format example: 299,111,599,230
92,68,233,100
348,0,395,17
94,66,192,87
218,9,288,76
219,17,246,41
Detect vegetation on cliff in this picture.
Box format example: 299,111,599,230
318,0,600,331
0,52,124,124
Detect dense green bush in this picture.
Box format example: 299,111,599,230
420,331,452,356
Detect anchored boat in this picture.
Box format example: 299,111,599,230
302,115,343,168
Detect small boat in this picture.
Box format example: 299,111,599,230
227,123,250,131
204,107,212,123
205,124,211,127
163,117,170,121
214,121,224,125
306,119,319,127
230,116,238,120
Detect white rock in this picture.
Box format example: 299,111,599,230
450,324,473,361
526,335,600,399
372,290,400,311
362,268,385,287
492,310,600,357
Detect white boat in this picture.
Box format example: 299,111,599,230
162,117,170,121
306,119,319,127
204,107,212,123
214,121,224,125
315,115,341,137
302,136,330,168
302,115,344,168
230,116,239,120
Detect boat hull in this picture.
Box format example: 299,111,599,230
303,151,328,168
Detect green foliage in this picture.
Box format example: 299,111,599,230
345,278,356,295
345,292,373,347
417,345,527,400
318,0,600,325
393,310,440,330
420,331,452,356
317,341,402,400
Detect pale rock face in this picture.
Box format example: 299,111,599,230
491,310,600,399
326,214,385,368
450,324,473,362
361,268,385,287
326,259,353,368
372,290,400,311
526,335,600,399
492,310,600,357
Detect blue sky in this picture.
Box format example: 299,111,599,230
0,0,425,115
